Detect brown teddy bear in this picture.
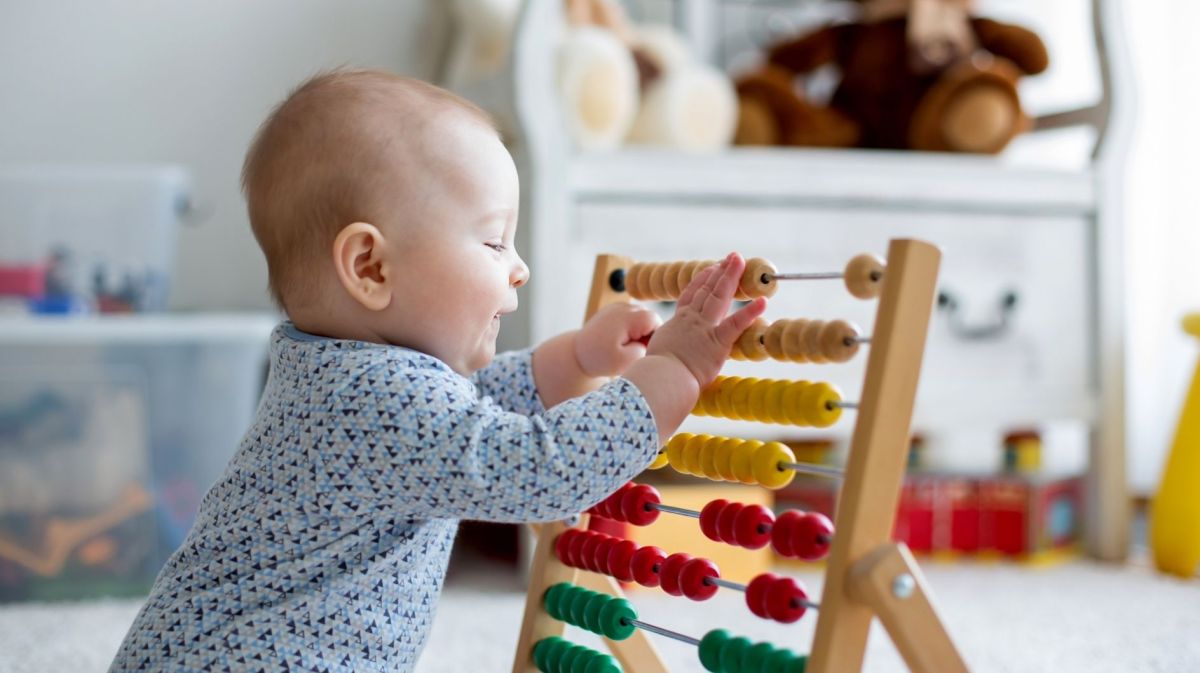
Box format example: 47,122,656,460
735,0,1049,153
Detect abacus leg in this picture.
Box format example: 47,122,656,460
511,521,580,673
576,572,671,673
846,543,968,673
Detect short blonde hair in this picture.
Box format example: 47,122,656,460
242,69,496,312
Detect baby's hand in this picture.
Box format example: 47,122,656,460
646,253,767,387
575,302,663,377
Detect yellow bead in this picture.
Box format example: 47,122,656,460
713,438,740,481
698,437,723,479
752,442,797,489
764,320,788,361
711,377,741,420
782,381,811,426
729,377,760,422
802,382,844,428
684,434,712,475
666,433,692,472
731,440,762,484
648,450,669,470
761,380,790,424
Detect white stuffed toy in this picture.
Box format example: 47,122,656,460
558,0,737,152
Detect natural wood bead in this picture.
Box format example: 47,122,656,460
845,253,886,299
664,261,687,297
781,319,810,362
802,320,829,364
626,263,648,299
820,319,861,363
740,257,779,299
764,320,788,360
679,261,702,294
736,318,770,361
728,344,746,361
648,263,671,300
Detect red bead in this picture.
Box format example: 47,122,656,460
593,536,617,575
658,553,693,596
716,502,745,544
622,485,662,526
765,576,809,623
745,573,778,619
631,545,666,587
555,529,579,565
679,558,720,601
566,529,589,568
771,510,804,557
699,499,727,542
599,483,634,520
733,504,774,550
578,533,601,571
608,539,638,582
792,512,835,561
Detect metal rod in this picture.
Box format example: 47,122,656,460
765,271,843,281
703,576,822,610
829,400,859,410
779,460,845,479
706,576,747,592
624,619,701,647
846,336,872,345
648,502,701,519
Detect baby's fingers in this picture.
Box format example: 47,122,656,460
677,262,719,308
700,253,745,321
715,297,767,346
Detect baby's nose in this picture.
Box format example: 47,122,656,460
511,258,529,288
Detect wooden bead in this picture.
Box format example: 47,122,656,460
648,263,670,300
715,502,744,543
684,435,711,477
627,263,650,300
731,440,761,484
781,319,810,362
729,377,761,422
666,433,692,473
659,552,693,596
763,319,788,361
631,545,666,587
648,449,669,470
622,484,661,526
679,260,701,294
714,438,742,481
780,381,810,426
772,510,803,557
753,441,797,490
733,504,774,549
741,257,779,299
679,557,720,601
728,343,746,361
699,500,727,542
845,253,886,299
801,382,843,428
663,261,687,297
745,573,778,619
698,437,722,479
608,539,639,582
712,377,741,420
802,320,829,364
762,380,791,424
820,319,861,363
792,511,835,561
765,576,809,623
737,318,770,361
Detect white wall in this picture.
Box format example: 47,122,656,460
0,1,452,311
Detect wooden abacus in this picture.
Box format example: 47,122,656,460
512,239,968,673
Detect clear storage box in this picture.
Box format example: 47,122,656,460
0,314,276,601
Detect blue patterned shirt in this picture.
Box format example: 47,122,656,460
110,323,658,672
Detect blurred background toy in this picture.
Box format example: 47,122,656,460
734,0,1049,153
1151,313,1200,578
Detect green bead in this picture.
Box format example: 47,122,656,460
763,649,796,673
720,636,753,673
584,653,620,673
544,584,568,621
533,637,556,672
544,639,571,673
599,599,636,641
559,644,584,673
698,629,731,672
568,589,594,628
582,592,609,634
572,647,598,673
783,654,808,673
743,642,776,673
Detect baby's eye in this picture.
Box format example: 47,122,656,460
486,242,506,253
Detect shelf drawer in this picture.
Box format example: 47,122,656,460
554,203,1095,432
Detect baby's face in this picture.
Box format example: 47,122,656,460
378,115,528,375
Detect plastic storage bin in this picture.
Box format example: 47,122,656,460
0,314,276,601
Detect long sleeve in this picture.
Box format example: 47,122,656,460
469,348,545,416
314,357,658,523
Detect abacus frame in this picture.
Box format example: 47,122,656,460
511,239,967,673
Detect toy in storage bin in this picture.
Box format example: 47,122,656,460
0,165,189,314
0,314,276,601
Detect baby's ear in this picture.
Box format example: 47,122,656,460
332,222,392,311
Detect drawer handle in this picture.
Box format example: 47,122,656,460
936,289,1018,341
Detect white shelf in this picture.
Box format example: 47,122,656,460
0,312,279,345
568,148,1097,215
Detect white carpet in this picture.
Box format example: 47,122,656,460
2,558,1197,672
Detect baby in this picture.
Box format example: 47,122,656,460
110,70,764,673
